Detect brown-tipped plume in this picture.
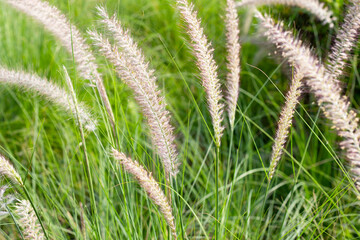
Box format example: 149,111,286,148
175,0,224,147
112,149,177,239
225,0,241,129
89,8,179,178
327,1,360,80
0,66,96,131
269,69,303,180
256,11,360,193
15,200,45,240
0,153,23,186
236,0,336,27
4,0,115,129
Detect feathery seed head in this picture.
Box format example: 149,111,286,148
15,200,45,240
256,11,360,195
225,0,241,129
237,0,336,28
327,2,360,80
175,0,224,146
4,0,97,82
0,154,23,186
0,67,97,131
269,69,303,180
112,149,177,239
90,9,179,178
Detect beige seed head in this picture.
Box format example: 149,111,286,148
327,1,360,80
0,154,23,186
89,8,179,178
4,0,115,129
269,69,303,180
112,149,177,239
225,0,241,130
15,200,45,240
236,0,336,27
175,0,224,147
0,66,96,131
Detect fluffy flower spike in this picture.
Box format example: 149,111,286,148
89,7,179,178
225,0,241,129
269,69,303,180
0,67,96,131
236,0,336,28
0,153,23,186
112,150,177,239
175,0,224,147
15,200,45,240
327,1,360,80
0,186,16,218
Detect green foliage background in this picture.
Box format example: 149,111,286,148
0,0,359,239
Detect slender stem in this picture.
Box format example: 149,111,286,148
215,146,220,239
174,177,185,240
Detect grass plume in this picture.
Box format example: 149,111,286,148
175,0,224,147
15,200,45,240
225,0,241,130
0,186,16,218
327,1,360,80
269,69,303,180
112,149,177,239
0,153,23,186
237,0,336,27
0,66,96,131
89,10,179,178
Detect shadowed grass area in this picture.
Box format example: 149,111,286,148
0,0,359,239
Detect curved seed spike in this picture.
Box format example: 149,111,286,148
269,69,303,180
225,0,241,130
89,8,179,178
0,154,23,186
15,200,45,240
112,150,177,239
327,1,360,80
0,66,96,131
236,0,336,27
175,0,224,147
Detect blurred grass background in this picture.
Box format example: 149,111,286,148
0,0,359,239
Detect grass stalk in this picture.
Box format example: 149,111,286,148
215,146,220,240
